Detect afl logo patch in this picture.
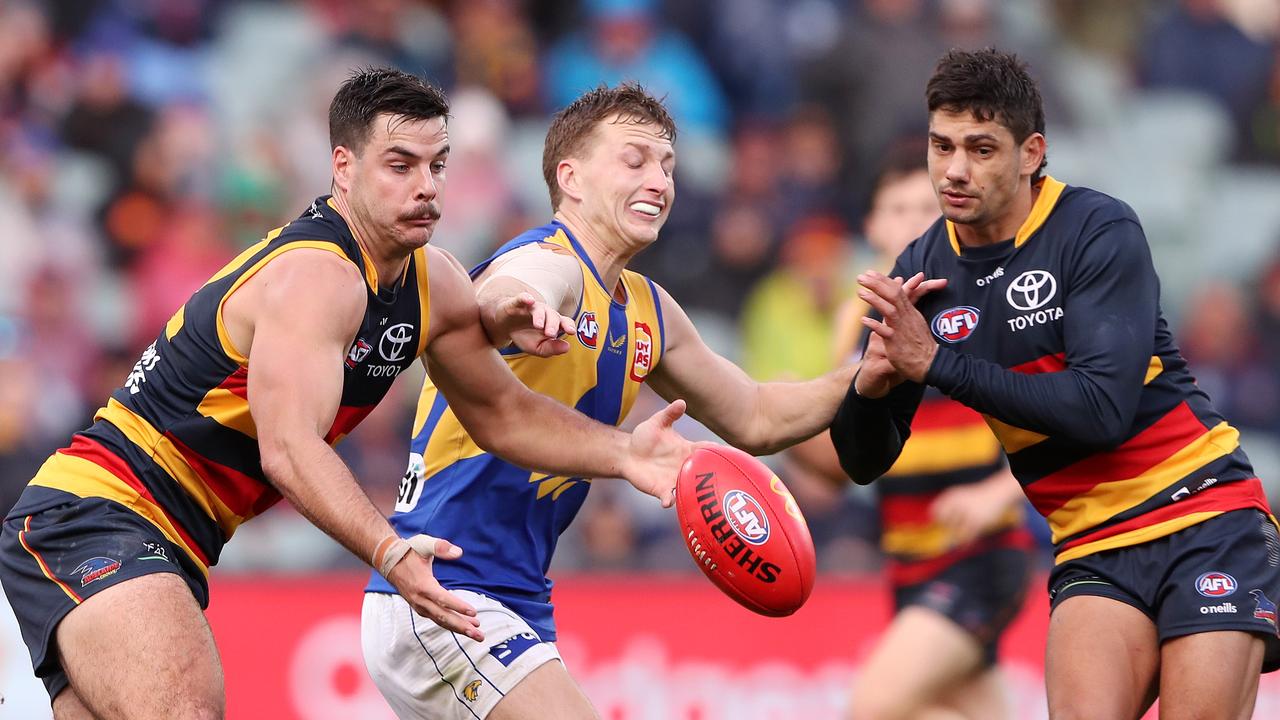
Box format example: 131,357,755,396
576,311,599,349
345,338,372,369
931,306,980,343
1196,572,1237,597
724,489,770,545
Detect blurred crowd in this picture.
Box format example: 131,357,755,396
2,0,1280,574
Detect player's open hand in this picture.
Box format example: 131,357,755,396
624,399,698,508
857,271,939,383
498,292,575,358
385,534,484,641
854,333,902,399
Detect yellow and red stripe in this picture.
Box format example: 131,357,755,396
17,515,83,603
985,353,1167,455
195,367,256,438
880,494,1023,559
1056,478,1270,563
34,436,211,574
97,401,242,534
888,528,1033,586
165,432,280,527
1027,402,1237,526
879,394,1010,560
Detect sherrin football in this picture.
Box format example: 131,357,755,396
675,445,816,617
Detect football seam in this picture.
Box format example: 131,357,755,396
682,521,779,616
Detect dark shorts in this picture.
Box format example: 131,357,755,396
1049,508,1280,673
0,488,209,699
892,546,1033,666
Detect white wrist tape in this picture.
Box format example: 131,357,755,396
372,535,410,578
373,533,444,578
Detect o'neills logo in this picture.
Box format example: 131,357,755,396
687,472,780,583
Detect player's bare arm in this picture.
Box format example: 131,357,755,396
423,246,692,505
474,241,581,356
648,276,943,455
643,282,852,455
231,248,482,638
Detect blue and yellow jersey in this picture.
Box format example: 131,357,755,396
365,220,666,641
10,197,429,581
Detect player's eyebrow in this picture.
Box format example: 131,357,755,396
929,131,999,145
386,145,422,160
624,141,674,162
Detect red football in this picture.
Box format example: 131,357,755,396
675,445,816,617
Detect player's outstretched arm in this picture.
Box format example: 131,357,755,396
474,242,581,357
647,276,942,456
643,282,844,455
239,249,481,639
424,247,692,506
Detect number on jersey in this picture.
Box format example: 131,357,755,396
395,452,427,513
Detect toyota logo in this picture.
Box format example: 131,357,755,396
378,323,415,362
1005,270,1057,311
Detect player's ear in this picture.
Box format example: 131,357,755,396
556,159,584,205
332,145,355,193
1021,133,1046,178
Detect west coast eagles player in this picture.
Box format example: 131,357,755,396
362,83,944,720
0,68,698,720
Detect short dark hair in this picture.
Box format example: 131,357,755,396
328,67,450,153
926,48,1047,181
870,136,929,202
542,82,677,210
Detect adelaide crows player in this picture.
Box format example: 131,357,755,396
835,48,1280,719
831,147,1033,720
361,83,944,720
0,68,696,720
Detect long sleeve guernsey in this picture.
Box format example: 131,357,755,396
831,177,1266,563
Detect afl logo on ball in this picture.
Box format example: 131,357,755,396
724,489,770,545
1196,572,1237,597
931,306,980,343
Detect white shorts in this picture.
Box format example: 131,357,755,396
361,590,561,720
